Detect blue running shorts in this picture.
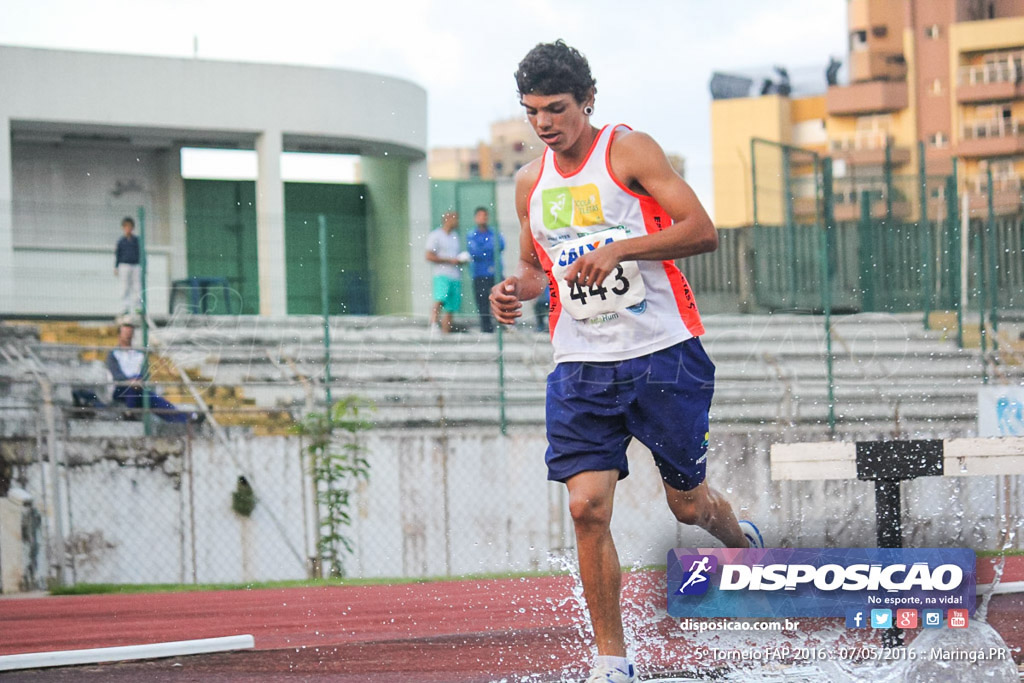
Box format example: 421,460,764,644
545,337,715,491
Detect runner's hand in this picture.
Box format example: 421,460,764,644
490,277,522,324
564,242,622,288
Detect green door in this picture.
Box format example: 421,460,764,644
284,183,370,315
184,180,259,314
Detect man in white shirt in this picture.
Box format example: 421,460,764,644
106,319,201,424
424,211,467,334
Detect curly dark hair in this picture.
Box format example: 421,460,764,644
514,40,597,104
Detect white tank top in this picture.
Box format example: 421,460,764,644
528,124,705,363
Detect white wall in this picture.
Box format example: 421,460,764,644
11,249,169,317
12,142,173,249
12,426,1016,587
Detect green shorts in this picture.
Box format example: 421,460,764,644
433,276,462,313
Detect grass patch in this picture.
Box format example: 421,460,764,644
976,548,1024,558
49,569,569,596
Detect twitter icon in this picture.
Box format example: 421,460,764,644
871,609,893,629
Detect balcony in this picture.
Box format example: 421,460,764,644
829,132,911,167
957,62,1024,103
958,118,1024,157
966,175,1023,216
827,79,908,116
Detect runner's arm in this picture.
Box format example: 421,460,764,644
564,131,716,286
491,161,547,323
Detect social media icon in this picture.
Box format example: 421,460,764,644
845,609,867,629
948,609,969,629
871,609,892,629
922,610,943,628
896,609,918,629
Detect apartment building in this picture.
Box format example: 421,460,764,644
430,116,685,181
712,0,1024,227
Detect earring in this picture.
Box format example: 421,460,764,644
583,105,594,116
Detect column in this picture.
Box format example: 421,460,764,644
361,156,412,315
406,158,432,317
0,116,14,313
165,145,188,281
255,129,288,316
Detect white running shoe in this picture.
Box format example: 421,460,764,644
585,663,636,683
739,519,765,549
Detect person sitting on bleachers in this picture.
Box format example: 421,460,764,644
106,318,203,424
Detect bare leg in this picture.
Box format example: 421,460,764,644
567,470,626,657
441,312,453,333
663,480,748,548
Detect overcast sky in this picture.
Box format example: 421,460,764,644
0,0,849,210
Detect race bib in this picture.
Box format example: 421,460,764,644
549,228,646,321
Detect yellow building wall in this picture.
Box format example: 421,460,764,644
711,95,791,228
791,96,826,122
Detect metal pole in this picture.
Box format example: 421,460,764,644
751,138,759,228
318,215,333,410
494,226,507,436
945,161,962,347
782,148,796,307
884,138,893,223
859,191,874,311
987,166,999,348
138,206,151,435
821,158,836,436
974,227,988,384
918,141,931,329
874,479,904,647
960,182,969,349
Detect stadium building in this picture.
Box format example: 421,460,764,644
0,45,430,317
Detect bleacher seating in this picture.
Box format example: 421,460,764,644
2,312,1021,438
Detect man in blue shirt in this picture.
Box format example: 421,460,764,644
466,207,505,333
114,217,141,314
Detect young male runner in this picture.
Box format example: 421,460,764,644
490,40,763,683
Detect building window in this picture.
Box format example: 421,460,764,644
931,78,943,94
468,161,480,178
513,141,525,152
872,25,888,38
927,132,948,149
851,30,868,51
493,161,504,175
926,24,940,39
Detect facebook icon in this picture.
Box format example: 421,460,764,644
845,609,867,629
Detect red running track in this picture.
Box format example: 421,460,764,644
1,561,1022,682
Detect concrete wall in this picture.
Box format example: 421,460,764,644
5,423,1017,588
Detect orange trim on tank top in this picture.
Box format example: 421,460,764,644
604,124,656,201
524,150,547,222
551,125,609,178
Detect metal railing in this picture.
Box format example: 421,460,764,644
958,58,1023,86
828,130,892,152
961,117,1023,140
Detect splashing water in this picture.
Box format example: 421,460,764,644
528,550,1019,683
